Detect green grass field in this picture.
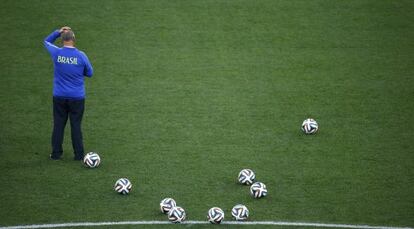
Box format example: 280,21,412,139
0,0,413,228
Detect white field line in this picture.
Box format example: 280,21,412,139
0,221,412,229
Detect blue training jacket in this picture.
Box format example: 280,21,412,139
44,30,93,100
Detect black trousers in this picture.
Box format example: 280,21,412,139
51,97,85,159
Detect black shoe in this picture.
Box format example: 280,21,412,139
50,154,61,160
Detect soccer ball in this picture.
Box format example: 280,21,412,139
238,169,255,185
114,178,132,195
168,206,186,223
301,118,318,134
160,198,177,214
231,204,249,221
250,182,267,198
207,207,224,224
83,152,100,168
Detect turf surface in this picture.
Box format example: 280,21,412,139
0,0,413,228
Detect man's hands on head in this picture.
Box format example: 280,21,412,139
59,26,72,34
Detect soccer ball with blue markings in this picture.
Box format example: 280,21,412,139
114,178,132,195
231,204,249,221
168,206,186,223
250,182,267,198
301,118,319,134
83,152,100,168
160,198,177,214
207,207,225,224
238,169,256,185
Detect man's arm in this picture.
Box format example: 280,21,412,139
43,27,71,56
43,30,61,56
81,52,93,77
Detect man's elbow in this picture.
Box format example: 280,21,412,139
83,66,93,77
44,36,54,45
86,70,93,77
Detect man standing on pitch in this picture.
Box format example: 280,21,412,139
44,26,93,160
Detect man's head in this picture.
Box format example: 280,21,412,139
61,30,75,46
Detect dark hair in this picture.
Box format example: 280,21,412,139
62,30,75,42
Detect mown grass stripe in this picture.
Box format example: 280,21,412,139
0,221,412,229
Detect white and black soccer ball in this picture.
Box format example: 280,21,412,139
231,204,249,221
114,178,132,195
83,152,101,168
238,169,256,185
301,118,318,134
168,206,186,223
160,198,177,214
207,207,224,224
250,182,267,198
